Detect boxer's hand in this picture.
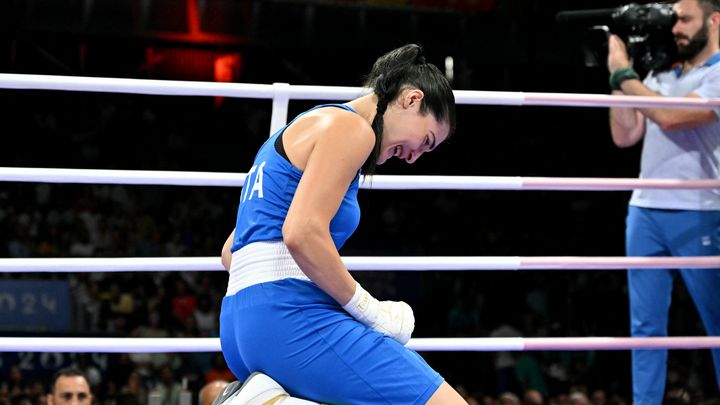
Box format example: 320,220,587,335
342,282,415,345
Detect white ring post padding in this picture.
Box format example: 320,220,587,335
3,168,720,190
2,336,719,353
269,83,290,135
0,256,717,272
3,73,720,109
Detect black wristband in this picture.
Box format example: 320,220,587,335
609,67,640,91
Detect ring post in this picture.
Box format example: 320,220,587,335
270,82,291,136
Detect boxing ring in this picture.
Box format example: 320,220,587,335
0,73,719,354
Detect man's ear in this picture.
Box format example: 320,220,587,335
709,11,720,28
46,394,54,405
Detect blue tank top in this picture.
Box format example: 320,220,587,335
231,104,361,252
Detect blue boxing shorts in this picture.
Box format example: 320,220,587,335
219,278,443,405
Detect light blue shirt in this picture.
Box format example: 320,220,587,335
631,53,720,210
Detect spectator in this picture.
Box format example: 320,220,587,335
133,311,169,338
569,392,591,405
46,369,92,405
500,392,522,405
490,322,522,394
108,281,135,317
26,380,47,405
198,380,229,405
74,280,102,332
515,353,549,398
170,279,196,325
106,354,136,397
590,389,607,405
120,371,148,405
0,366,25,401
524,389,545,405
193,294,218,337
152,366,182,405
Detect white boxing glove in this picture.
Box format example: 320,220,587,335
342,282,415,345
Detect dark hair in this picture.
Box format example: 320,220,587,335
696,0,720,15
49,368,87,393
361,44,456,175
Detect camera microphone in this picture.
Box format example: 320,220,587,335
556,8,617,25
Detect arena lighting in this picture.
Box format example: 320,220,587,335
214,54,243,107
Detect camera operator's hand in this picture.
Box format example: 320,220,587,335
607,34,632,73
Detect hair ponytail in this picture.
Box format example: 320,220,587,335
361,44,456,175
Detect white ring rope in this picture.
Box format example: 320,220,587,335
1,337,719,353
0,256,717,272
3,73,720,109
2,167,719,190
0,74,361,100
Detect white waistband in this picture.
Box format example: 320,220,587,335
226,241,310,296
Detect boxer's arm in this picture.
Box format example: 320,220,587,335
221,230,234,271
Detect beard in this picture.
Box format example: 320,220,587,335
676,20,710,60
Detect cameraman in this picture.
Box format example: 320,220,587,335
607,0,720,403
